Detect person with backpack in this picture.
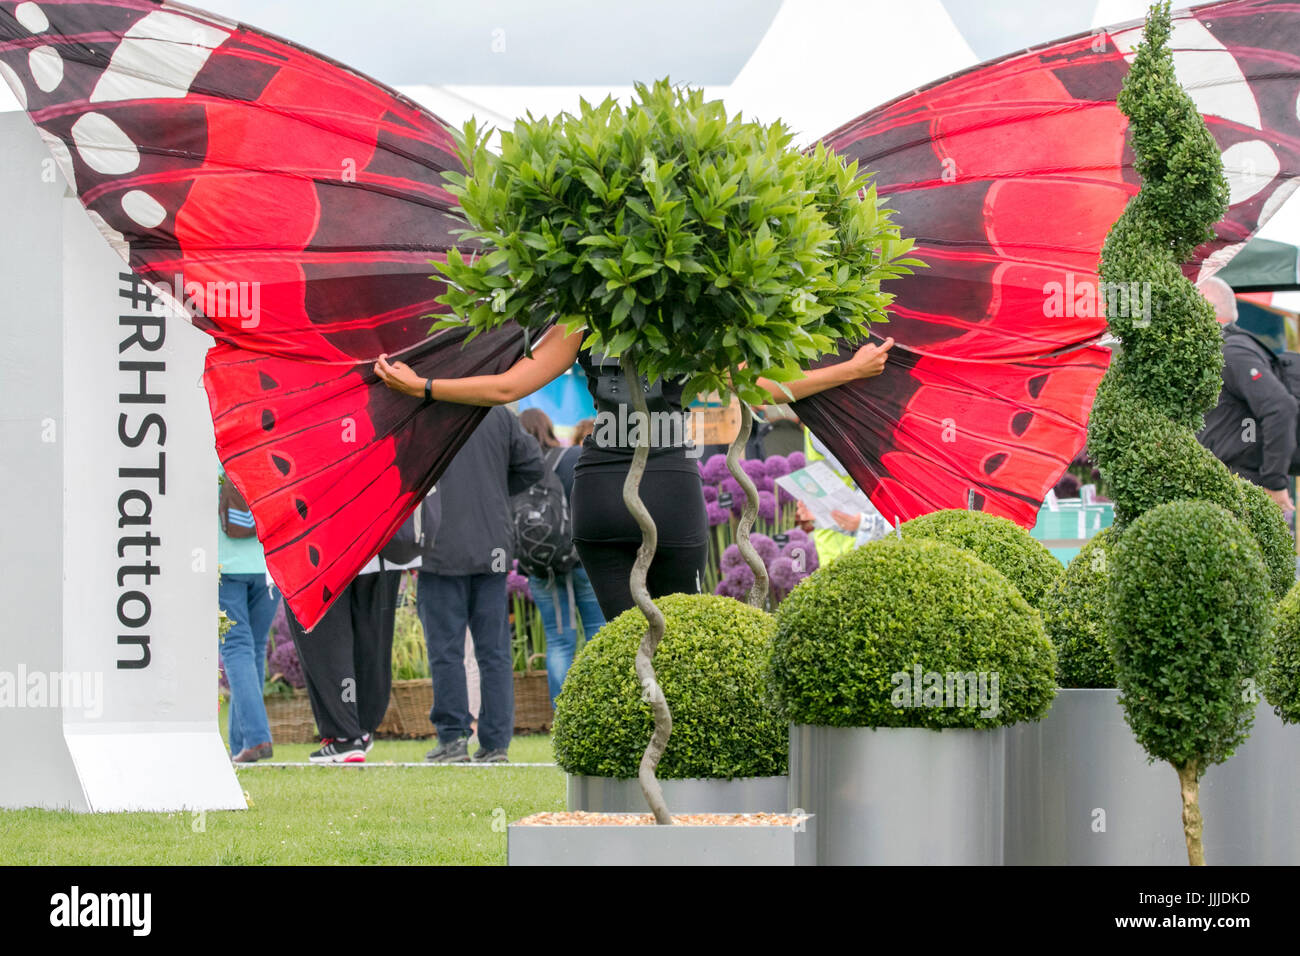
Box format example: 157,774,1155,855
417,406,544,763
217,468,281,763
516,409,606,706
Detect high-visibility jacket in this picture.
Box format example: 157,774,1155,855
803,431,858,566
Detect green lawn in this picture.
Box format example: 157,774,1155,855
0,702,565,865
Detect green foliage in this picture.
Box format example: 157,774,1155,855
1265,581,1300,724
900,509,1062,609
1108,500,1272,770
770,537,1056,728
392,578,429,680
552,593,786,779
1044,528,1118,688
1087,1,1293,593
432,79,919,406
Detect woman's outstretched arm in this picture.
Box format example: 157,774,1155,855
753,336,895,403
374,323,585,406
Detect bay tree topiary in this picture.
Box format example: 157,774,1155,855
900,509,1062,610
431,79,917,821
553,593,786,779
771,537,1056,729
1085,2,1293,594
1044,528,1118,688
1108,500,1272,866
1265,581,1300,725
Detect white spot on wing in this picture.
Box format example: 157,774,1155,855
1110,15,1262,130
71,112,141,175
28,44,63,92
122,190,167,228
90,10,229,104
14,2,49,33
1221,139,1279,206
37,128,75,190
0,60,27,109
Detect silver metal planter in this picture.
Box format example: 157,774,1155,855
789,724,1005,865
1004,688,1184,864
1004,689,1300,864
508,814,815,866
566,775,790,813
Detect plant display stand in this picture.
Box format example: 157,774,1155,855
508,813,815,866
567,775,789,813
789,724,1005,865
264,689,316,744
513,669,552,734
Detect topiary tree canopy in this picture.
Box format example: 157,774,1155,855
553,593,786,780
1108,499,1272,865
771,537,1056,729
1265,581,1300,725
1085,4,1294,597
1043,528,1118,689
900,509,1062,610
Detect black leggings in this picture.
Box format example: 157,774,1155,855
571,466,708,620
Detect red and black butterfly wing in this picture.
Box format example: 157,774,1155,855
796,0,1300,526
0,0,513,628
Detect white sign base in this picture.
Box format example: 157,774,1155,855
0,113,244,812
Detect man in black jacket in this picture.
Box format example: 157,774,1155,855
417,406,544,763
1197,279,1298,512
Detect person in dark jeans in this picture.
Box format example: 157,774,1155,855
417,405,543,763
286,561,407,763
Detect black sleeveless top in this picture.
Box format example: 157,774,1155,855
573,348,699,476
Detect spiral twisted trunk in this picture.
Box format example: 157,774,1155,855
726,397,769,608
620,352,673,825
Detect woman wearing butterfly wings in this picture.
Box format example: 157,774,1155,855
374,331,895,618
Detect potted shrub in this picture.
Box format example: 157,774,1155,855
432,78,912,849
1108,500,1272,866
555,593,788,813
899,509,1062,610
1080,3,1297,865
771,536,1056,864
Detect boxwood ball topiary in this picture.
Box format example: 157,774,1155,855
1045,527,1118,688
771,537,1056,728
900,509,1062,609
1108,500,1273,770
1266,581,1300,725
552,593,786,780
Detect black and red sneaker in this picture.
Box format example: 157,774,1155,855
309,737,365,764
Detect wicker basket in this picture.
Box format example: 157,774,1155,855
375,692,405,737
391,678,435,737
264,688,317,743
513,655,553,734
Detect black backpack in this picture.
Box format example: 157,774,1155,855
379,486,443,565
511,447,579,578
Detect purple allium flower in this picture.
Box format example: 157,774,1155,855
757,490,776,522
776,485,795,506
269,638,306,689
721,543,745,572
740,458,766,482
725,562,756,594
701,484,718,503
763,454,790,478
769,555,797,591
720,475,744,501
702,454,730,484
750,533,778,566
787,451,806,470
506,569,532,601
218,658,229,691
706,500,730,527
1054,473,1081,499
714,577,739,599
783,527,810,549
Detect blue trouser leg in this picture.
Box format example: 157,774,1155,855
532,566,607,706
417,571,473,742
218,573,273,753
467,572,513,750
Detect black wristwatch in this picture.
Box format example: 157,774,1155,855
424,378,434,403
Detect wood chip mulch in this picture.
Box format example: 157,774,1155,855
515,812,805,827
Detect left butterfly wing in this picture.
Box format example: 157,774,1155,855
797,0,1300,525
0,0,517,629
